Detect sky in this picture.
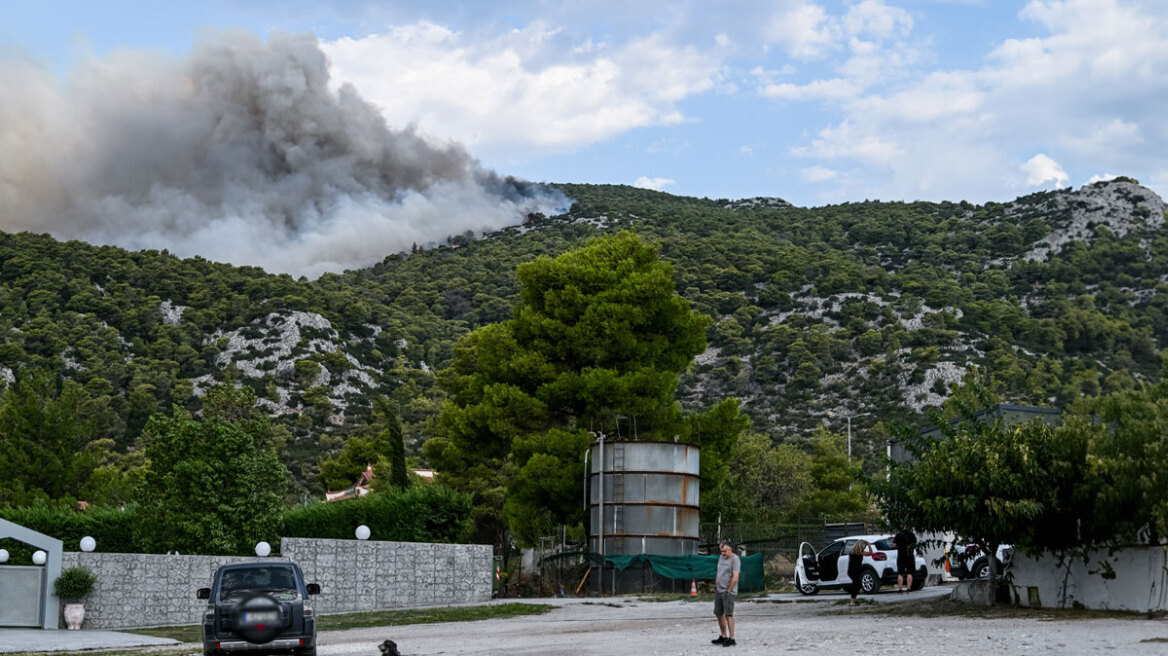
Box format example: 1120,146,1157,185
2,0,1167,275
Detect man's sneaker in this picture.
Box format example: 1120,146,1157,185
723,638,737,647
712,636,727,645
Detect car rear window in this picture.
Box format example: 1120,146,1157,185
873,538,895,550
220,567,298,599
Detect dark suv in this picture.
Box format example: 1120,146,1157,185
197,562,320,656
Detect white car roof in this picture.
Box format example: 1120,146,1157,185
835,534,893,542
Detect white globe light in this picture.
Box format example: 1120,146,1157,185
32,550,47,565
0,549,8,563
355,525,371,540
255,541,271,558
80,536,96,552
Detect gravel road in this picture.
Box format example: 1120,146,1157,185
313,590,1168,656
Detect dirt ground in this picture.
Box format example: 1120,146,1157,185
313,591,1168,656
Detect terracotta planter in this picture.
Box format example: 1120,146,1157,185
63,603,85,630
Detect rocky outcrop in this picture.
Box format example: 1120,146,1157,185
1020,179,1165,262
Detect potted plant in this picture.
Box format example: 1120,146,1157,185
54,566,97,630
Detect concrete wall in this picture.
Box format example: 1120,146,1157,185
1009,546,1168,611
61,538,492,629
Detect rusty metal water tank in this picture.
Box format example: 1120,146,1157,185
589,440,700,556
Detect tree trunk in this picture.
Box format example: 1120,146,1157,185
985,541,999,606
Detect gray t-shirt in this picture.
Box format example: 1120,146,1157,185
716,553,741,593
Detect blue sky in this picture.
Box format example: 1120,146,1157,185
3,0,1164,205
2,1,1167,274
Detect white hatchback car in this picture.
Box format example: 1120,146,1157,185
794,534,928,595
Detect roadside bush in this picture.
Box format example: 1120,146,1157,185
282,484,473,544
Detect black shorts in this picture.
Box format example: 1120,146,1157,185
897,554,914,575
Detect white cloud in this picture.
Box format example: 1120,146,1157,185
790,121,904,164
633,176,676,191
782,0,1168,203
1022,154,1070,188
323,22,719,154
801,165,838,182
760,77,861,101
763,1,838,60
843,0,914,40
754,0,924,103
1086,173,1118,184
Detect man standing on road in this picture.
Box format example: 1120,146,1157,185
893,527,917,593
712,540,740,647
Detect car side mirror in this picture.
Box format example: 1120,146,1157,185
197,588,210,600
306,583,320,595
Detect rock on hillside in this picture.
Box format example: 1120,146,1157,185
1019,179,1165,261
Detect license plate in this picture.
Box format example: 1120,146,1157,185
242,611,278,624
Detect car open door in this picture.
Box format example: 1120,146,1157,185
817,540,844,583
798,542,820,582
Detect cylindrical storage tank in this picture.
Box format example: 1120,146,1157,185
589,441,700,557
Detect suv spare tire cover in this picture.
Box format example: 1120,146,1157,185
235,594,282,644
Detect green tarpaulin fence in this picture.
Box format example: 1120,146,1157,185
594,553,765,593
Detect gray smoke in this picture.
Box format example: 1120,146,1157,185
0,31,567,277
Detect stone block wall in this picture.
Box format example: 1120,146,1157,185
61,552,264,630
281,538,493,615
60,538,492,630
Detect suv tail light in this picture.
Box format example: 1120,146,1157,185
871,552,887,561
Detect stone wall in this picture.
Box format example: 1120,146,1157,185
60,552,262,630
281,538,492,615
1009,546,1168,611
61,538,492,629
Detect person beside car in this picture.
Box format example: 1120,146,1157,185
711,540,740,647
893,528,917,593
847,539,876,606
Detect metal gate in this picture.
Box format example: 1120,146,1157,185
0,566,45,627
0,518,62,629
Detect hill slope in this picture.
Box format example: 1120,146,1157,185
1,177,1164,495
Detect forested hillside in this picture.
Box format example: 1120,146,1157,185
1,177,1164,503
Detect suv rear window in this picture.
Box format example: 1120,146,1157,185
220,567,300,600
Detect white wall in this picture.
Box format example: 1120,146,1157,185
1009,546,1168,611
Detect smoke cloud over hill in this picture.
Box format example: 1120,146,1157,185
0,31,566,277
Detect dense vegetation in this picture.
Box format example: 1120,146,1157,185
0,178,1164,547
425,233,746,544
874,364,1168,602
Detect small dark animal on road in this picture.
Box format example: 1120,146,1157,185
378,639,402,656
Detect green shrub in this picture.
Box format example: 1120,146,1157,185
54,566,96,601
0,502,137,553
282,485,473,544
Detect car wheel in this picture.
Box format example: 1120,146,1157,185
860,568,880,594
973,559,990,579
796,573,819,596
295,648,317,656
911,567,926,590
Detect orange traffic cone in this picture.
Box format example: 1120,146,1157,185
690,579,698,596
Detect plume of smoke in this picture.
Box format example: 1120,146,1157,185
0,30,566,278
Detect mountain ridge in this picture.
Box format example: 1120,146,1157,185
0,177,1164,497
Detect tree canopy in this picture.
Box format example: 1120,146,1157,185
133,386,289,555
428,231,745,545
